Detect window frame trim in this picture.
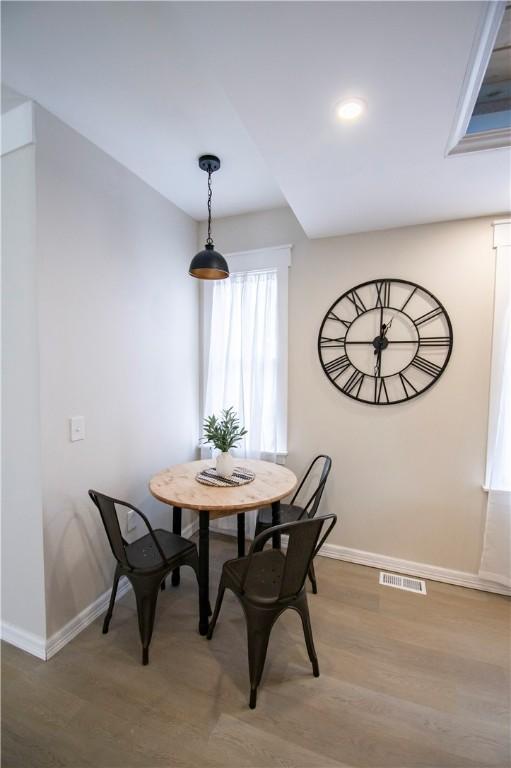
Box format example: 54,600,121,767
484,219,511,490
445,2,507,157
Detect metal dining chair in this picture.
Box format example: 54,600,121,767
207,514,337,709
254,455,332,593
89,490,199,665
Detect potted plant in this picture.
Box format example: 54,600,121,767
201,407,247,479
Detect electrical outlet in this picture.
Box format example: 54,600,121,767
126,510,137,533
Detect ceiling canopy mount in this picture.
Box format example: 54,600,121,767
198,154,221,174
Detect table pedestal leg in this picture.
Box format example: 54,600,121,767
171,507,182,586
237,513,246,557
198,511,210,636
272,501,281,550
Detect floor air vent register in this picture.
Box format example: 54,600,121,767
379,572,427,594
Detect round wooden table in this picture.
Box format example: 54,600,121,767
149,459,297,634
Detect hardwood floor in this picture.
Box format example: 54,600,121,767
2,534,510,767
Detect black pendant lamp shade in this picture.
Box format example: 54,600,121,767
189,155,229,280
189,243,229,280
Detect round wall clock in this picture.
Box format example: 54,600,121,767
318,279,453,405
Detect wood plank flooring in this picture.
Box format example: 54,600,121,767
2,534,510,767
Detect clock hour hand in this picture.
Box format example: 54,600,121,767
381,314,395,338
374,314,394,359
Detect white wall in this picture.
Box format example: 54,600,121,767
1,143,47,641
201,207,497,575
2,104,200,641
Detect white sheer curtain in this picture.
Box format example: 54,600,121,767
202,268,279,535
479,221,511,587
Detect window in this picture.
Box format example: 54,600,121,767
448,4,511,155
201,245,291,461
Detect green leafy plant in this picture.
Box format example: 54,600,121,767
201,407,247,453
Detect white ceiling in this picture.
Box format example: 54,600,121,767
1,2,285,220
2,1,510,237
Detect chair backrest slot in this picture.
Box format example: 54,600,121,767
89,490,130,567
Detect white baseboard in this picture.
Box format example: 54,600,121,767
182,520,199,538
0,621,47,660
45,576,132,660
478,568,511,589
319,543,511,597
203,525,511,597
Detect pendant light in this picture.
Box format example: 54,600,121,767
189,155,229,280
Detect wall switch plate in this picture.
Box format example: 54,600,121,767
126,510,137,533
70,416,85,442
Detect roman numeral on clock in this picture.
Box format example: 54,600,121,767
324,355,351,380
342,370,364,396
399,372,418,398
346,289,366,316
418,336,450,348
374,377,389,403
319,336,346,349
327,310,351,329
375,280,391,308
410,356,442,377
401,286,417,312
414,307,443,326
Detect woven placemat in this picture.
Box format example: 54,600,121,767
195,466,255,487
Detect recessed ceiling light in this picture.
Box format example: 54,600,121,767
336,98,366,121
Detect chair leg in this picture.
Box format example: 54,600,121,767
102,565,121,634
308,560,318,594
161,579,166,591
246,611,274,709
171,506,182,587
130,575,161,666
297,596,319,677
207,580,225,640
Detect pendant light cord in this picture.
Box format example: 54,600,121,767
206,169,213,246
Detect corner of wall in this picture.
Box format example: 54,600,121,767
1,128,47,644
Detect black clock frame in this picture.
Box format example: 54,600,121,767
317,278,453,405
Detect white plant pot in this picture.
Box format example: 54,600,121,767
216,451,234,479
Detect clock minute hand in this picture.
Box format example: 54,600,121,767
374,347,382,378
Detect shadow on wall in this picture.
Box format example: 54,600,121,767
45,498,114,637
